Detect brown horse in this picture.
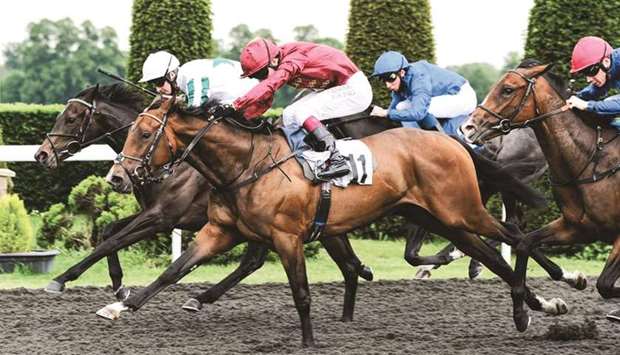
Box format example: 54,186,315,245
97,97,556,346
462,60,620,325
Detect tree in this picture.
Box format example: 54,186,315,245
447,63,500,103
524,0,620,81
219,24,277,61
346,0,435,106
1,19,126,104
127,0,213,82
501,51,522,73
293,24,344,50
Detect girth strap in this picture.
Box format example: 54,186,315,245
305,182,332,243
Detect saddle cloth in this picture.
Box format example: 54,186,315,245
281,126,374,187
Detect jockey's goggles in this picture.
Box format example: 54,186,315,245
379,72,399,83
148,77,167,87
250,65,270,81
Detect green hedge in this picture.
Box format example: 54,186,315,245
346,0,435,107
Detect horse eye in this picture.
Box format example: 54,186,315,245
142,132,152,139
502,87,514,95
66,116,76,124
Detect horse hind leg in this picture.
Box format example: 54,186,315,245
183,241,270,312
597,236,620,300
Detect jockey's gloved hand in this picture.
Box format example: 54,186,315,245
208,104,237,118
370,105,388,118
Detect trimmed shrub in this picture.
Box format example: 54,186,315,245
127,0,213,83
346,0,435,106
524,0,620,82
68,176,139,246
37,203,72,249
0,194,34,253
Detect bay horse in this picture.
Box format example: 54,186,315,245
461,59,620,325
35,84,372,323
99,95,562,346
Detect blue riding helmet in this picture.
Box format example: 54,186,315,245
371,51,408,77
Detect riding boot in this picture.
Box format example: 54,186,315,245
302,116,350,180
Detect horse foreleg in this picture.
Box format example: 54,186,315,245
183,241,269,311
98,223,241,319
320,234,362,322
46,212,169,293
100,214,138,300
598,236,620,300
273,232,315,347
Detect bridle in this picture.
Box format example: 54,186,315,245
476,69,570,136
45,98,132,162
114,109,181,185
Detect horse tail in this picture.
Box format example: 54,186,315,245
451,136,547,209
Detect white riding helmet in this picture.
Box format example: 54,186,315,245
139,50,180,82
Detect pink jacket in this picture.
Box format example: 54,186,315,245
233,42,359,119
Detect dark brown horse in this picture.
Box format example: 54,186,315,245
98,96,561,346
35,84,372,323
462,60,620,325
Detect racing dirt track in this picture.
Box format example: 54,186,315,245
1,278,618,354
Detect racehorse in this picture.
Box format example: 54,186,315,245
461,59,620,324
99,94,560,346
35,84,373,323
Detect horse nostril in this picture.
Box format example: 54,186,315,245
35,151,49,163
110,175,123,187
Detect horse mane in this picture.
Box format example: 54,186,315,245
75,83,148,112
166,97,276,134
517,59,606,128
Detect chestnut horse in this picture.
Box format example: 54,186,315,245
35,84,372,323
462,60,620,324
98,96,561,346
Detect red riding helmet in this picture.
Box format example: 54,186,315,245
239,38,280,78
570,36,613,74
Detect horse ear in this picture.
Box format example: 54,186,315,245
540,63,555,76
93,83,100,98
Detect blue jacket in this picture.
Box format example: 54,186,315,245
387,60,466,122
577,48,620,116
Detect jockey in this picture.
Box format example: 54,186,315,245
139,50,257,107
567,36,620,130
368,51,477,136
232,38,373,180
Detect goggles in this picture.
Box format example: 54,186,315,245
379,72,399,83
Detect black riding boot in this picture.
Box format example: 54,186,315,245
310,125,350,180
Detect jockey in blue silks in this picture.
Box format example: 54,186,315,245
368,51,477,137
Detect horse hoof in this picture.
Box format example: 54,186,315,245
182,298,202,312
44,280,65,294
96,302,127,320
575,273,587,290
415,269,431,280
514,312,531,332
359,265,374,281
551,298,568,315
468,262,484,280
114,286,131,301
606,309,620,323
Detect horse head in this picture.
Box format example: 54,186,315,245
461,62,557,145
35,83,145,168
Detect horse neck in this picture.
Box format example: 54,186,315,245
531,88,597,183
93,100,140,153
171,115,281,188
